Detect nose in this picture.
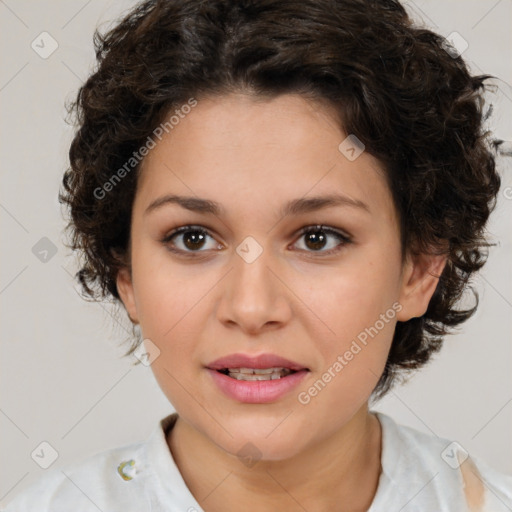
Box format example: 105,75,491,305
216,242,293,335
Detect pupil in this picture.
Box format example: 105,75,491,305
184,230,205,250
306,230,326,250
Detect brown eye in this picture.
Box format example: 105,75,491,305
293,225,351,255
162,226,221,253
181,229,207,250
304,230,328,250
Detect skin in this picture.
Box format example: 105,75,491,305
117,92,446,511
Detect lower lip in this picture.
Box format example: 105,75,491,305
207,369,309,404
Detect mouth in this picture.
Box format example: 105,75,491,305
205,353,310,403
215,367,298,381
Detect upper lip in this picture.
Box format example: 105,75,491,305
206,353,309,371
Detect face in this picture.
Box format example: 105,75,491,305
117,93,443,461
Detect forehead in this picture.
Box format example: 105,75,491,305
135,93,394,222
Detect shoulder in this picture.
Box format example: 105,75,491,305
1,413,201,512
1,440,148,512
373,411,512,511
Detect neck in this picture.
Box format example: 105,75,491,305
167,405,382,512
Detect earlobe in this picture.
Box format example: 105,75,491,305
397,251,447,322
116,267,139,324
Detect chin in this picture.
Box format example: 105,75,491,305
210,415,310,463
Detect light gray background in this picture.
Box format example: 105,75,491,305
1,0,511,504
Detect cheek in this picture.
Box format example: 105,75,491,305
133,263,211,401
303,250,400,334
294,249,401,389
295,282,396,418
131,248,212,349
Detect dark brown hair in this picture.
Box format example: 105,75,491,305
59,0,502,400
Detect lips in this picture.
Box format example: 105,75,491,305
205,353,310,403
206,353,309,372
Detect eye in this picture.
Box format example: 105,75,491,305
161,225,222,254
161,224,352,257
292,225,351,255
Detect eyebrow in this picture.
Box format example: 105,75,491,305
144,193,370,217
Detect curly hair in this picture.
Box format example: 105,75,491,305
59,0,502,400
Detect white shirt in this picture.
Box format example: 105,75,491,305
2,411,511,511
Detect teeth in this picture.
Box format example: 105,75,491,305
225,367,293,381
228,367,287,374
232,372,286,381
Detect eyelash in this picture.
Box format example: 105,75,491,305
160,224,352,258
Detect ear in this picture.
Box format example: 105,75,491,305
116,267,139,324
396,251,448,322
